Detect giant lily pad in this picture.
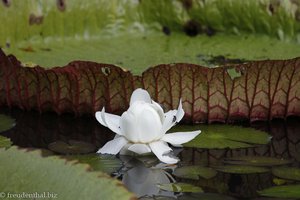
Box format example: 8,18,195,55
0,114,15,132
258,185,300,198
173,166,217,180
272,167,300,181
180,125,271,149
1,1,300,73
223,156,293,167
48,140,96,154
0,135,12,148
157,183,203,193
64,154,122,174
0,147,135,200
214,165,269,174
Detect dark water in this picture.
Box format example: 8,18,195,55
1,107,300,200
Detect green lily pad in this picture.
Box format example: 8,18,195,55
223,156,293,167
272,167,300,181
64,154,122,174
1,1,300,74
179,125,271,149
0,114,15,133
258,185,300,198
157,183,203,193
0,147,135,200
178,193,236,200
48,140,96,154
214,165,269,174
0,135,12,148
173,166,217,180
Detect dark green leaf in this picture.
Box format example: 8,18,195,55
0,135,12,148
180,125,271,149
224,156,293,167
215,165,269,174
48,140,96,154
272,167,300,181
64,154,122,174
157,183,203,193
173,166,217,180
258,185,300,198
0,114,15,132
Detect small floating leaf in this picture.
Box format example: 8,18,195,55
48,140,96,154
64,154,122,174
173,166,217,180
224,156,293,167
0,114,15,132
272,167,300,181
273,178,289,186
0,135,12,148
182,125,271,149
157,183,203,193
178,193,236,200
215,165,269,174
258,185,300,198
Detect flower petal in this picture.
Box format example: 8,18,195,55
97,136,128,155
175,99,185,122
161,130,201,146
96,107,122,135
160,109,177,134
128,144,151,154
149,141,179,164
160,100,185,134
130,88,152,106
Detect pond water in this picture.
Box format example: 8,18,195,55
1,107,300,200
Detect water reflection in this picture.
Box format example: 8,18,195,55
1,107,300,199
120,156,176,198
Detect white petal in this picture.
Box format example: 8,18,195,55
136,107,163,142
120,111,139,142
161,130,201,146
149,141,179,164
97,107,122,135
160,100,185,134
97,136,128,155
175,99,185,122
95,111,106,126
160,110,177,134
128,144,151,154
130,88,152,106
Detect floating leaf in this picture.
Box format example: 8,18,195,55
0,114,15,132
64,154,122,174
0,49,299,123
178,193,236,200
215,165,269,174
223,156,293,166
157,183,203,193
272,167,300,181
0,147,135,200
48,140,96,154
182,125,271,149
273,178,290,186
0,135,12,148
173,166,217,180
258,185,300,198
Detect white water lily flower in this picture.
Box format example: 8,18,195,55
95,88,201,164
